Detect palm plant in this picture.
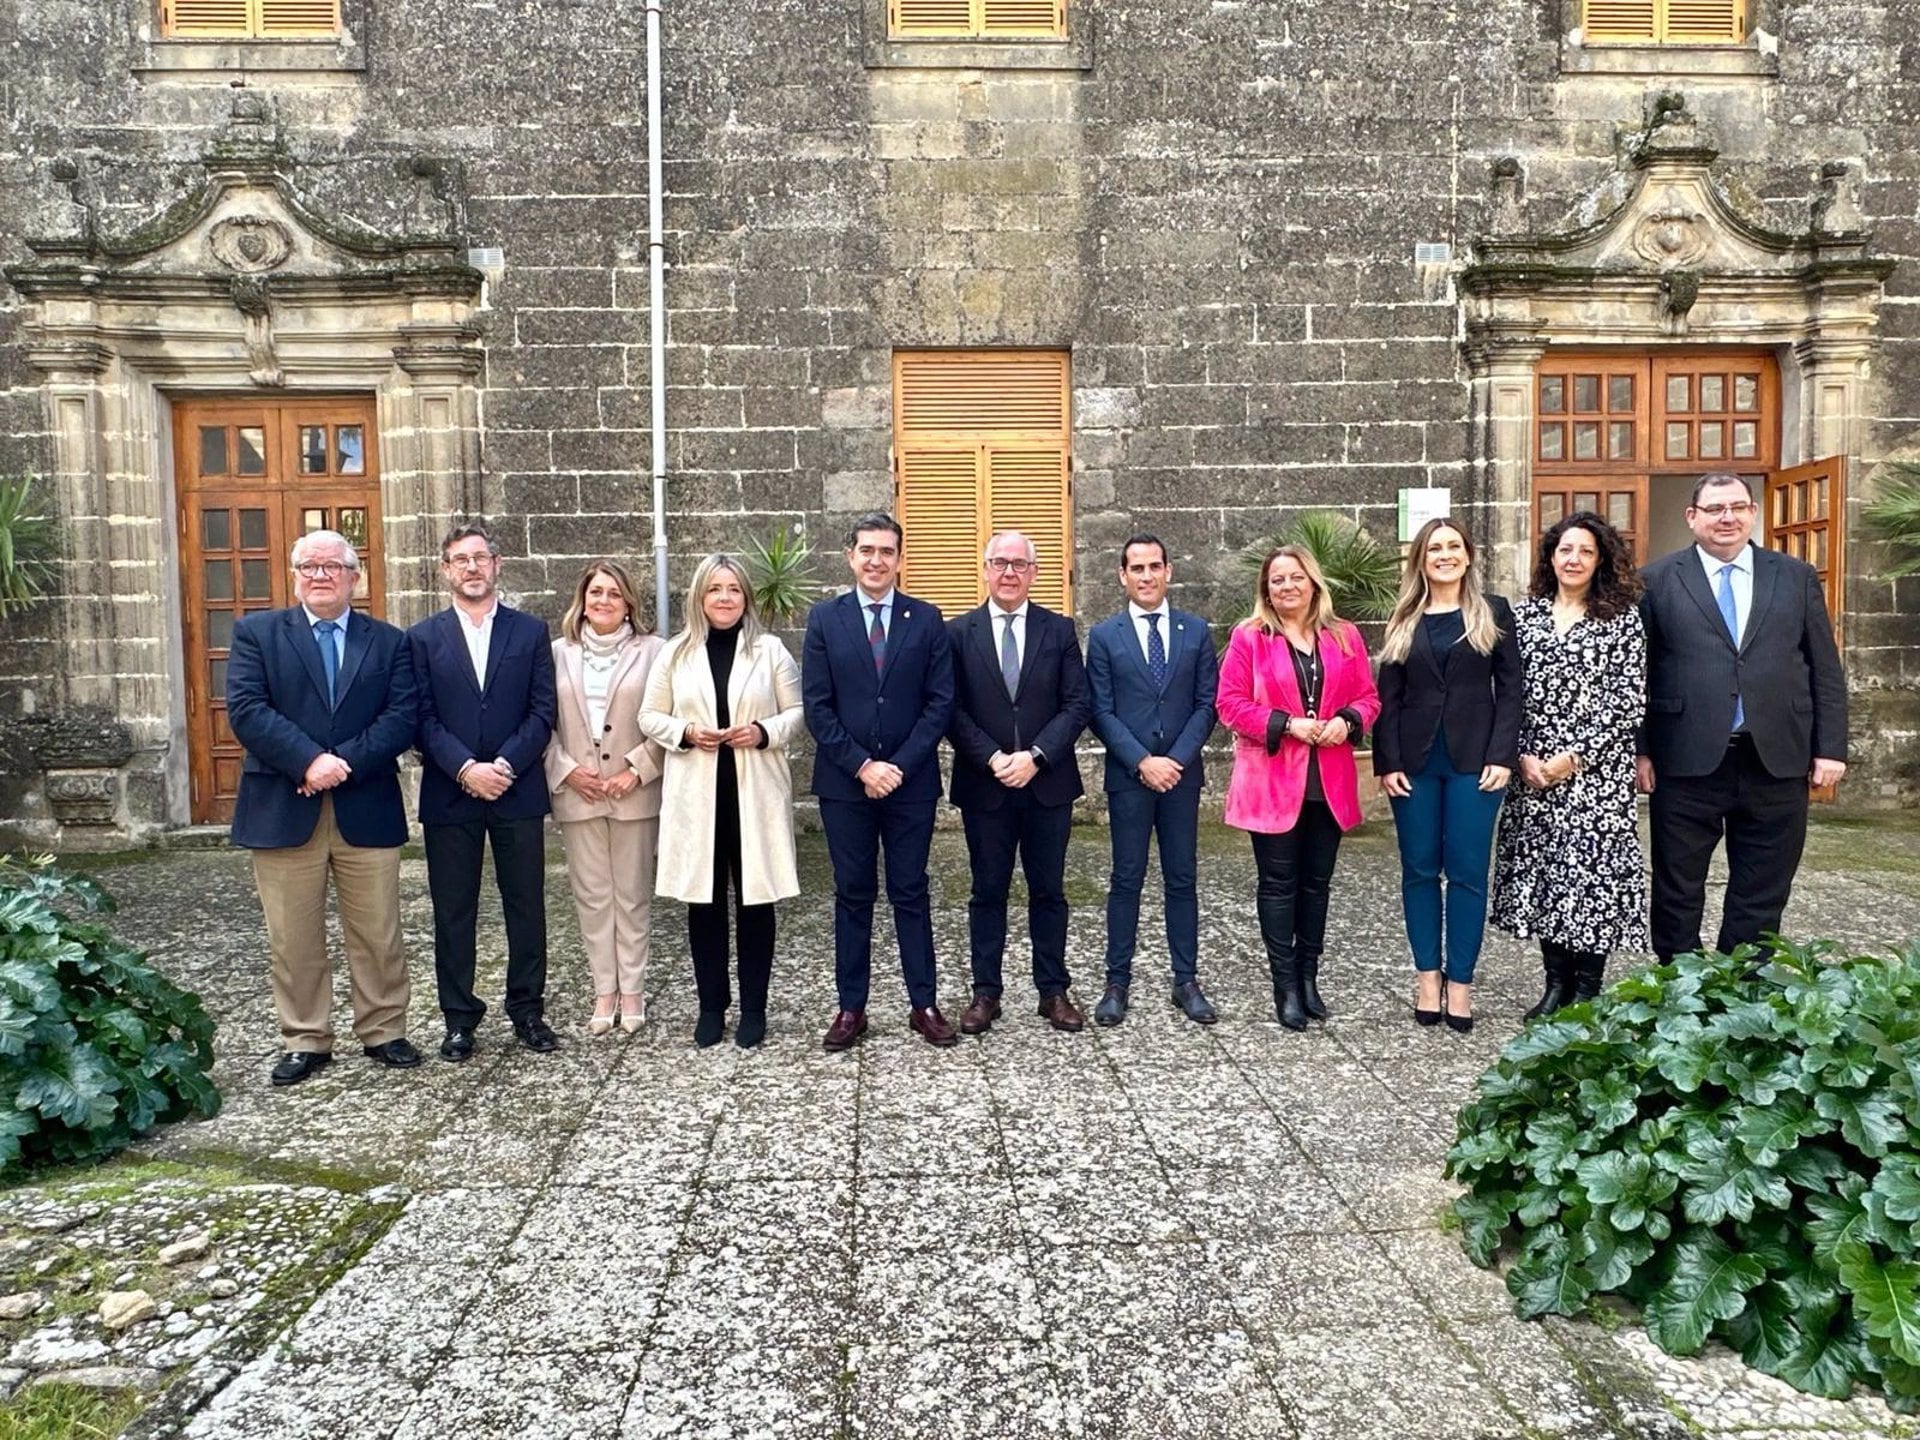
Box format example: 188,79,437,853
1235,509,1400,622
0,475,57,621
741,524,818,626
1861,462,1920,578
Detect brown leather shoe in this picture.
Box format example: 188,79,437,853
909,1005,959,1047
822,1009,868,1052
1037,992,1086,1033
959,990,1002,1035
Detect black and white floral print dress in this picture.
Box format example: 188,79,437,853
1490,598,1649,953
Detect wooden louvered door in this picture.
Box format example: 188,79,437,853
1583,0,1744,40
888,0,1064,37
161,0,339,37
893,350,1073,617
1766,457,1845,630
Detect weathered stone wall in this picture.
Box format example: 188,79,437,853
2,0,1916,838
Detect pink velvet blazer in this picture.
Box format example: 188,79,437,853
1218,620,1382,834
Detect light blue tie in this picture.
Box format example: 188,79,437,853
314,619,340,708
1000,614,1021,697
1716,564,1743,731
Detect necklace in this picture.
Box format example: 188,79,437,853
1288,634,1321,720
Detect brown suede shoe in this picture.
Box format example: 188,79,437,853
1037,992,1086,1033
909,1005,959,1047
822,1009,868,1052
959,990,1002,1035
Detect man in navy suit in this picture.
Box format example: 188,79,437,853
947,531,1092,1034
1636,472,1848,961
1086,534,1220,1026
409,521,560,1059
802,512,956,1051
226,529,421,1086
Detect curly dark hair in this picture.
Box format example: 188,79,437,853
1528,512,1643,622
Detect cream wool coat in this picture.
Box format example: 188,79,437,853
639,632,805,906
544,633,667,822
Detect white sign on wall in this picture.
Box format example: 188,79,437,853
1398,487,1452,543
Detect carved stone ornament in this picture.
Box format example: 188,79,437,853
1632,194,1708,268
208,215,292,274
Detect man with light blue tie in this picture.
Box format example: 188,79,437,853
1085,533,1220,1026
1635,473,1847,961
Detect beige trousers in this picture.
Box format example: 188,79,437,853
559,815,658,995
249,796,409,1052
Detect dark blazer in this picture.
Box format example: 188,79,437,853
946,602,1090,812
1374,595,1523,775
409,604,558,824
226,606,418,850
802,589,954,804
1638,542,1847,779
1085,606,1218,794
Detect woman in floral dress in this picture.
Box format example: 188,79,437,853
1491,512,1648,1017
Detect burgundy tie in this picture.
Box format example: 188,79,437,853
868,603,887,674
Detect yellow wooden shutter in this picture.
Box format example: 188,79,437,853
981,0,1065,37
259,0,340,35
163,0,253,36
894,350,1073,615
1584,0,1658,39
1663,0,1744,40
1584,0,1743,40
890,0,975,37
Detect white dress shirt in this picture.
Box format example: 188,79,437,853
1696,544,1752,646
302,605,348,673
1128,601,1172,663
459,601,499,687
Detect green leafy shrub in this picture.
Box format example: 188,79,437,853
1861,462,1920,579
1235,510,1401,622
741,525,818,627
1447,937,1920,1412
0,474,58,621
0,856,221,1178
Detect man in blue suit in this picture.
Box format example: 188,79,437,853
802,512,956,1051
226,529,421,1086
1086,533,1220,1026
409,521,560,1060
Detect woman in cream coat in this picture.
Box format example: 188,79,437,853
640,554,805,1049
544,560,665,1035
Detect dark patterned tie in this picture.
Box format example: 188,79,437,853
868,602,887,675
1000,614,1021,698
1145,613,1168,691
314,619,339,708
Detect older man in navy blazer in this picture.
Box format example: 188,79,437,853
948,530,1092,1034
410,521,559,1060
226,529,421,1086
803,512,955,1051
1086,533,1220,1027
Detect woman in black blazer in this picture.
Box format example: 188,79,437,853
1375,518,1521,1031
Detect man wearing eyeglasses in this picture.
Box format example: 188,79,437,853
409,520,560,1059
226,529,422,1086
1636,472,1847,961
946,531,1092,1034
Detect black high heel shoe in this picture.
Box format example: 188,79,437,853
1413,975,1442,1027
1444,980,1474,1033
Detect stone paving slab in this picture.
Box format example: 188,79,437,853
4,811,1918,1438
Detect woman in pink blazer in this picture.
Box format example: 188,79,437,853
1218,545,1382,1030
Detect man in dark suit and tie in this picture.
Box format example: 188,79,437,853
1086,533,1220,1026
409,521,560,1059
226,529,422,1086
802,512,956,1051
1636,472,1848,960
947,530,1092,1034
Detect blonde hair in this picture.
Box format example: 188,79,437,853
666,553,764,670
1243,546,1354,656
1379,518,1501,664
560,559,646,643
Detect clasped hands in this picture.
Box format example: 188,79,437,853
298,752,351,797
1518,753,1577,791
684,723,761,753
1284,714,1351,749
989,750,1039,789
460,758,515,801
856,758,905,799
564,765,639,803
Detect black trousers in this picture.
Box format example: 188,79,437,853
687,782,774,1015
1649,735,1809,961
960,794,1073,1000
424,813,548,1027
1249,800,1344,977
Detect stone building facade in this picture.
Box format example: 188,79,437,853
1,0,1915,846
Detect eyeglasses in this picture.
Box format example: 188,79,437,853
1693,502,1755,519
294,561,355,578
985,557,1035,574
445,553,497,571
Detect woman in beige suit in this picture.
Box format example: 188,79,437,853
544,560,665,1035
640,554,804,1049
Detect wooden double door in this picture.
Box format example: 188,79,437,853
175,396,385,823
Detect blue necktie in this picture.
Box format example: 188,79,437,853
868,603,887,675
314,619,340,708
1000,614,1021,697
1145,613,1168,691
1716,563,1743,731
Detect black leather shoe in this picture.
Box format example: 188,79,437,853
270,1051,332,1087
513,1017,561,1053
363,1037,423,1069
1172,980,1218,1025
735,1011,767,1049
694,1010,726,1048
440,1025,477,1062
1093,984,1129,1027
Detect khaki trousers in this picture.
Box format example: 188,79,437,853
250,796,410,1051
559,815,658,996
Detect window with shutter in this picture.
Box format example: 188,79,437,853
889,0,1064,39
161,0,339,37
893,350,1073,615
1582,0,1744,42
